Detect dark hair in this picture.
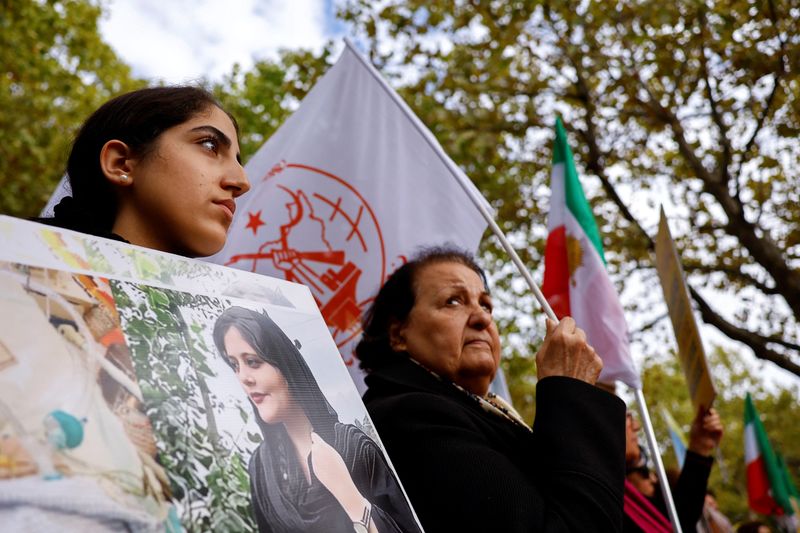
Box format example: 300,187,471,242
355,245,487,372
53,86,236,233
212,306,338,442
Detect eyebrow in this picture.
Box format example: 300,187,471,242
190,125,241,164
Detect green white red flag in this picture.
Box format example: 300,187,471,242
744,393,795,516
541,118,640,388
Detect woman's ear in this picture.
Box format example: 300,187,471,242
99,140,135,187
388,320,407,352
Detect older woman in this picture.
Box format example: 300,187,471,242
355,247,626,532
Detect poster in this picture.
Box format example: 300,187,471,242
0,217,422,532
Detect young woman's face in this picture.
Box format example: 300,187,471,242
115,105,250,257
223,326,292,424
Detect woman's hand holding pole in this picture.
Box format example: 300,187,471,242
535,317,604,385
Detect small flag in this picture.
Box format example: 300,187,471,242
661,407,687,468
541,118,640,388
744,393,794,516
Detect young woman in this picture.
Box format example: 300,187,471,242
213,306,421,533
39,86,250,257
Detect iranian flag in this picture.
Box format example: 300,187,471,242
744,393,794,516
541,118,640,388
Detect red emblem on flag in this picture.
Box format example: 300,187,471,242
226,163,388,364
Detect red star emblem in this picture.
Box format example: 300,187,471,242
245,210,265,235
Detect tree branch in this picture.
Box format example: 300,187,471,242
635,76,800,319
681,261,781,296
688,286,800,376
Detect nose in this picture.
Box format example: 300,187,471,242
223,160,250,198
468,304,493,330
238,366,255,386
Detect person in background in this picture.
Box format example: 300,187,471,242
697,489,734,533
624,408,724,532
736,521,771,533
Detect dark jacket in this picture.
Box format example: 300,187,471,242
362,357,627,533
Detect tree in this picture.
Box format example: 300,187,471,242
0,0,143,218
337,0,800,383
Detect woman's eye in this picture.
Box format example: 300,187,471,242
246,358,261,369
200,137,219,153
445,296,462,306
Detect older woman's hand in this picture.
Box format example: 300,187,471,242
535,317,603,384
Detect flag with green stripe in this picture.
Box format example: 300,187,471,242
541,118,640,388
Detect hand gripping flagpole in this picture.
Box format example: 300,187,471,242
346,38,682,531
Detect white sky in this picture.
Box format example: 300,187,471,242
100,0,343,83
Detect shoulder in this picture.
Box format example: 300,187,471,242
368,388,477,430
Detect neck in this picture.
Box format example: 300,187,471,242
284,412,313,444
283,412,313,483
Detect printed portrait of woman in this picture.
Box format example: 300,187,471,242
213,306,421,533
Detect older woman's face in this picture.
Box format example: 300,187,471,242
223,326,292,424
391,261,500,396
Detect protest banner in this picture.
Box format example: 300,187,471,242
654,209,716,411
0,216,422,532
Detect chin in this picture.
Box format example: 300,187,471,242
188,232,226,257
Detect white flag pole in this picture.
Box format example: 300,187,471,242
343,38,558,323
634,388,683,533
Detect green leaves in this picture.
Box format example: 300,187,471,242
0,0,143,217
112,281,256,531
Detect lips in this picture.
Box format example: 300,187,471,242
465,338,492,349
250,392,268,404
215,199,236,219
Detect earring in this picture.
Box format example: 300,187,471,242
120,174,129,182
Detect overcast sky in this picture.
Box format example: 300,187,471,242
99,0,345,83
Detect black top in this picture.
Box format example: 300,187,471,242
32,216,128,243
362,356,627,532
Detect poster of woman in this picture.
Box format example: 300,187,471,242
213,306,421,533
0,217,423,532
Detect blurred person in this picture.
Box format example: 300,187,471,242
697,490,734,533
624,408,724,532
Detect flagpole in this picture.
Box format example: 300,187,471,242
343,38,558,323
634,388,683,533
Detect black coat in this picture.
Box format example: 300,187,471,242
362,357,627,533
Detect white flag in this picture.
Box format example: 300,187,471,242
211,41,488,392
